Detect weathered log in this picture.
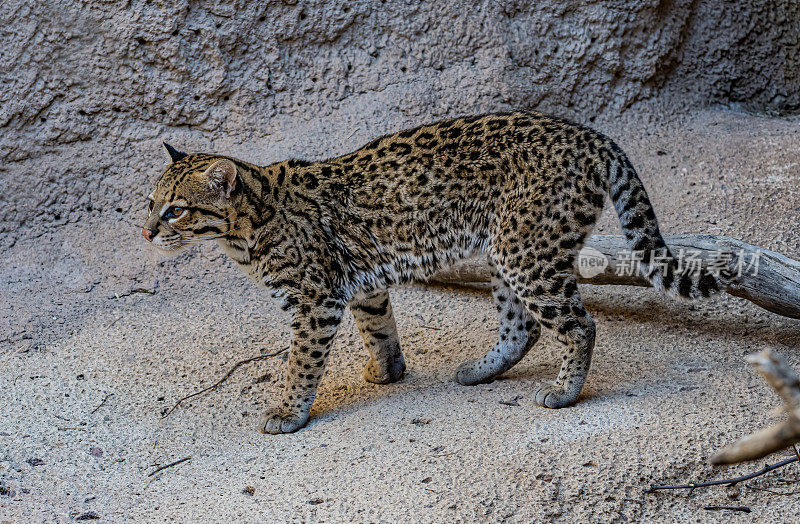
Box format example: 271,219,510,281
711,349,800,465
428,234,800,320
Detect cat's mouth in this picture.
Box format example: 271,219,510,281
153,244,186,254
150,234,190,254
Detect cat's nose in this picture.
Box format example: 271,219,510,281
142,228,157,242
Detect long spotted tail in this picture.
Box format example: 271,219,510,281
605,142,721,299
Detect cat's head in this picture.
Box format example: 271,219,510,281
142,143,242,252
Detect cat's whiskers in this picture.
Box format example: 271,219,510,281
179,226,243,245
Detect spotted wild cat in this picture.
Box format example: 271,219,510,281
143,110,721,433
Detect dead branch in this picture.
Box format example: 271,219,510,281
163,347,288,418
428,234,800,320
644,456,797,494
712,349,800,465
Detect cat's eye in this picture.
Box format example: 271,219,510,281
164,206,184,220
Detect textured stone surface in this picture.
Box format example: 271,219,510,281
1,0,798,248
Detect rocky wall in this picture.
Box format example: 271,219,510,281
0,0,797,248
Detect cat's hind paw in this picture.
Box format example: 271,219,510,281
533,383,579,409
260,407,309,434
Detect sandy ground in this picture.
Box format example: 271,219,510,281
2,107,800,522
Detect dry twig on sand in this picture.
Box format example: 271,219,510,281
163,347,288,418
429,234,800,320
90,393,114,414
712,349,800,465
147,456,191,477
703,506,751,513
644,457,797,494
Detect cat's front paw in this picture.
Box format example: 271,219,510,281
363,354,406,384
260,407,309,434
533,383,578,408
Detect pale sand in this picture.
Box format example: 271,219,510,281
2,108,800,522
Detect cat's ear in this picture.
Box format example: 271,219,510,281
205,159,238,198
163,142,188,163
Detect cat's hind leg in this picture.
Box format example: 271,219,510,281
490,191,599,408
455,261,541,385
507,268,596,408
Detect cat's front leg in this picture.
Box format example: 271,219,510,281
350,289,405,384
261,298,344,434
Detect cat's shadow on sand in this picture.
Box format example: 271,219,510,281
427,281,800,348
584,289,800,349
